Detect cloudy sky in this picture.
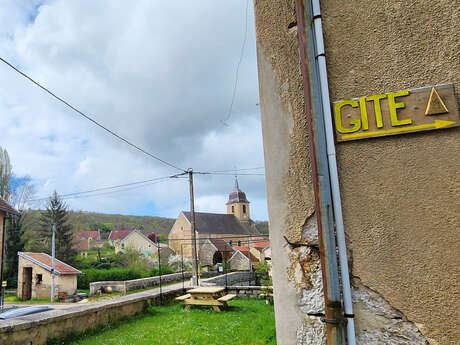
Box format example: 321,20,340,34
0,0,267,220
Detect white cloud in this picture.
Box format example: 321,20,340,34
0,0,267,220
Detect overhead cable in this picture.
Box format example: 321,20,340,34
221,0,250,126
28,175,176,202
0,57,185,172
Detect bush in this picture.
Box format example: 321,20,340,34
168,255,192,272
77,268,143,289
148,266,174,277
77,266,176,289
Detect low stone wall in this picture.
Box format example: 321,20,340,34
89,272,192,296
89,272,219,296
227,286,273,298
0,286,184,345
200,272,256,287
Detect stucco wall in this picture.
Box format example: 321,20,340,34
17,257,78,299
115,231,155,254
168,213,192,256
226,201,251,221
321,1,460,344
254,0,459,344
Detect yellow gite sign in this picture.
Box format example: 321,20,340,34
333,83,459,142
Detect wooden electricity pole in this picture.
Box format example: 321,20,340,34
188,169,199,286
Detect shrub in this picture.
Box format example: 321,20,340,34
77,268,143,289
148,266,174,277
168,255,192,272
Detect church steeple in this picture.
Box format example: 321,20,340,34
226,177,250,221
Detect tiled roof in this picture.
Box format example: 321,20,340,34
109,229,134,241
232,245,250,253
75,230,100,241
0,198,19,215
209,238,234,252
182,212,251,235
146,233,157,243
252,240,270,250
18,252,82,275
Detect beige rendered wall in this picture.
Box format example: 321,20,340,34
115,231,155,254
168,213,192,257
226,202,251,221
254,0,459,344
17,257,77,299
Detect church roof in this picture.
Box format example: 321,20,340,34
182,212,252,235
226,177,250,205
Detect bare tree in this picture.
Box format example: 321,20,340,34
0,146,12,201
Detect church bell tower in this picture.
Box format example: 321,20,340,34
226,177,250,221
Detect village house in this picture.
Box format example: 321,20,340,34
17,252,81,300
108,229,133,246
73,230,102,256
168,179,259,258
199,238,235,266
111,229,165,255
228,245,260,271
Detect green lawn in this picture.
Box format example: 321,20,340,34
47,299,276,345
4,295,58,304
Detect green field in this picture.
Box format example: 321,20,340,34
47,299,276,345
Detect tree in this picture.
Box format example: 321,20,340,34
4,215,25,288
38,191,76,263
4,177,34,288
0,146,12,201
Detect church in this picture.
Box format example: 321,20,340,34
168,179,259,258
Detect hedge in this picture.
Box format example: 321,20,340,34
77,267,175,289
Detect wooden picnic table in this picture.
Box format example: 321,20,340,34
176,287,236,312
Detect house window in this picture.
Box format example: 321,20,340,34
231,206,234,213
229,240,233,246
121,243,125,249
243,205,246,214
238,241,241,246
36,274,43,285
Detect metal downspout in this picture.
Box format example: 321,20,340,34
311,0,356,343
295,1,345,344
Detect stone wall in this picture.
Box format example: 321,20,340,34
0,287,183,345
254,0,459,344
226,285,273,299
89,272,192,296
200,272,256,287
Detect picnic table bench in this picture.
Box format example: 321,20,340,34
175,287,236,312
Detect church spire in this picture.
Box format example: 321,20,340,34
234,175,240,191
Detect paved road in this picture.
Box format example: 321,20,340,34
4,280,193,311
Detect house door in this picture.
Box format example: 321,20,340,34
22,267,32,301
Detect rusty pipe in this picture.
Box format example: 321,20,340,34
295,0,345,344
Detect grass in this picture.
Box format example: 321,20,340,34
3,296,58,304
47,299,276,345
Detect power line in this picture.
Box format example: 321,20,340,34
58,178,173,200
28,175,177,202
199,172,265,176
0,57,185,172
208,166,264,173
221,0,250,126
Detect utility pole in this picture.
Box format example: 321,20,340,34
188,169,199,286
51,223,56,303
